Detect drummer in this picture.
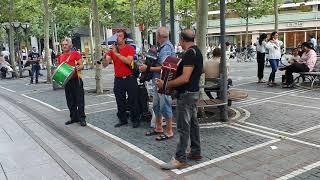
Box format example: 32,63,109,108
57,37,86,127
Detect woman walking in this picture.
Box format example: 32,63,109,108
256,33,268,83
266,32,283,87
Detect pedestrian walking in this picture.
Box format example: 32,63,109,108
266,32,283,87
256,33,268,83
28,47,41,84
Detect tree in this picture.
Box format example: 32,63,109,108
228,0,273,47
43,0,51,82
91,0,103,94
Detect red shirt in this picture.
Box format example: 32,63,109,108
107,45,134,77
57,51,82,78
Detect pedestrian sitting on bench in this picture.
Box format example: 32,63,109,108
279,42,317,88
203,47,232,99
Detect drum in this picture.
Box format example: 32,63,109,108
158,56,181,95
52,62,75,87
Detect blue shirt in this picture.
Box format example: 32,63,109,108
153,40,175,79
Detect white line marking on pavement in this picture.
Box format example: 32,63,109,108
173,139,280,175
87,123,165,165
0,86,16,92
226,124,277,140
230,107,241,120
289,94,320,100
276,161,320,180
292,124,320,136
61,101,116,111
267,100,320,110
233,123,320,148
88,122,279,175
243,122,293,136
236,107,251,123
85,108,117,115
238,89,310,108
21,94,61,112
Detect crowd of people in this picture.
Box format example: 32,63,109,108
255,31,318,88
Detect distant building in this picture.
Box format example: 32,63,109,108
207,0,320,50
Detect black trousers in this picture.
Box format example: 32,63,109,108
64,78,86,122
114,76,139,123
257,52,265,80
284,63,309,85
31,64,40,83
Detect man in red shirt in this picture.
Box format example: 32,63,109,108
102,30,140,128
57,37,86,127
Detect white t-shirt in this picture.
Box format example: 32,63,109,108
266,40,283,60
255,40,267,53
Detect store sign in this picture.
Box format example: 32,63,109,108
287,22,303,27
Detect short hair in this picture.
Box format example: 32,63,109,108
212,48,221,57
118,30,128,39
180,29,195,42
62,37,73,45
157,27,169,38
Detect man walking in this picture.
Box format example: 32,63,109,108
140,26,175,141
156,29,203,169
28,47,41,84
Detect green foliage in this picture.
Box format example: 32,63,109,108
228,0,274,20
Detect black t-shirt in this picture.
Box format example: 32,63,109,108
175,45,203,94
28,52,40,65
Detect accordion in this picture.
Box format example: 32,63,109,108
158,56,181,95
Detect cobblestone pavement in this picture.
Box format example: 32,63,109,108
1,61,320,179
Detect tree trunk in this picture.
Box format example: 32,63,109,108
130,0,136,42
43,0,51,83
160,0,166,26
51,21,57,64
219,0,228,121
196,0,208,117
89,10,94,69
9,0,17,77
91,0,103,94
245,3,249,47
274,0,279,31
169,0,175,46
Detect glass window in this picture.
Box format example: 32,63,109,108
286,32,295,48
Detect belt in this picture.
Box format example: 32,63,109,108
115,75,133,79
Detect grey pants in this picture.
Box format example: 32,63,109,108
175,92,201,162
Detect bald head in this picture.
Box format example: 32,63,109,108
180,28,195,42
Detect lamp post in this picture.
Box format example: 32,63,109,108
11,21,23,77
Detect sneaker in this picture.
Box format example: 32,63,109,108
160,158,187,170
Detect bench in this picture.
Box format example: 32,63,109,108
294,71,320,89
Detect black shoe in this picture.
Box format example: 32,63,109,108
65,120,77,125
279,67,285,71
132,122,140,128
80,121,87,126
114,122,128,128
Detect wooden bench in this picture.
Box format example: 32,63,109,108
294,71,320,89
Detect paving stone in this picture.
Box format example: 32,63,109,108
245,102,320,134
86,110,271,165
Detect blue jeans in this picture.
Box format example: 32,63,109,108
268,59,279,82
152,82,173,119
31,64,40,83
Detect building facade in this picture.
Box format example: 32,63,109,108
207,0,320,50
